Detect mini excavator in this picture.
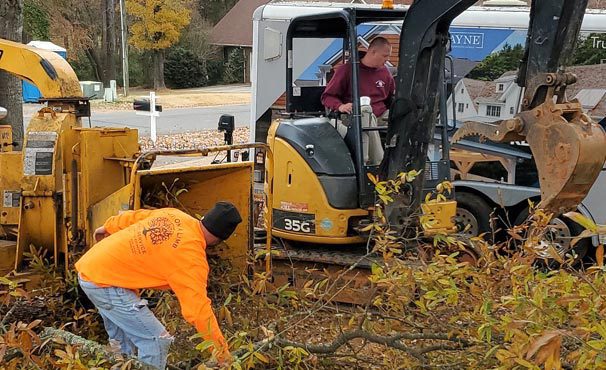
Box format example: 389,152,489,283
263,0,606,252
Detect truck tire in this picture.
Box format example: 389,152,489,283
454,192,493,238
514,208,590,266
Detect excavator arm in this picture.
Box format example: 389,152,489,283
451,0,606,214
0,38,82,99
381,0,476,226
384,0,606,225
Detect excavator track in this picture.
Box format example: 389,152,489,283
252,235,425,305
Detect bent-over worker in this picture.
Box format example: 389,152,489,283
75,202,242,369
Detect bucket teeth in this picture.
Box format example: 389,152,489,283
450,125,488,144
451,119,524,145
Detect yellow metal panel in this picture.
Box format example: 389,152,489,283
78,128,139,234
0,240,17,275
20,110,74,193
266,123,366,244
15,197,60,268
0,152,22,226
134,162,254,275
421,200,457,235
88,185,133,248
0,38,82,98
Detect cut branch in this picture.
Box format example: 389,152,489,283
273,329,470,360
40,327,156,370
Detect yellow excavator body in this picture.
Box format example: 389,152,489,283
266,120,368,244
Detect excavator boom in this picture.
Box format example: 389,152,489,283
382,0,477,226
452,0,606,214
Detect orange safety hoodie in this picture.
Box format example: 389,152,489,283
75,208,228,356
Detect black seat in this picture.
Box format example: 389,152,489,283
288,86,326,114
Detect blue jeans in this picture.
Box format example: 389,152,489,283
78,276,174,369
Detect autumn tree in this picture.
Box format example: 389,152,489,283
0,0,24,150
126,0,191,90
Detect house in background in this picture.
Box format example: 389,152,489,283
447,64,606,124
564,64,606,119
446,78,488,120
210,0,269,83
474,71,520,121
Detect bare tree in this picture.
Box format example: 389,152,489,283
0,0,24,150
102,0,117,85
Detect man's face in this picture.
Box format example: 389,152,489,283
206,234,222,247
201,223,223,247
368,45,391,68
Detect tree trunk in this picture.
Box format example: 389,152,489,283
0,0,24,150
153,50,166,90
101,0,108,85
106,0,117,83
100,0,117,86
85,48,103,82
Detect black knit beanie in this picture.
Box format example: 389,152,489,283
201,201,242,240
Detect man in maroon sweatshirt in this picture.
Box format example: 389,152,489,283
321,37,395,118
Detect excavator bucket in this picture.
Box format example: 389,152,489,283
453,0,606,215
452,100,606,214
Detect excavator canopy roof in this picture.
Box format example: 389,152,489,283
288,8,407,38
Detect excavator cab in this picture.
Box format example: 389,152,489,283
265,7,455,245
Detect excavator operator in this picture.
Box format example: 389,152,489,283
321,37,395,166
321,36,395,118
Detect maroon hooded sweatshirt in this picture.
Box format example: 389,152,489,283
321,62,395,117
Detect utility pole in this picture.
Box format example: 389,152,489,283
119,0,129,96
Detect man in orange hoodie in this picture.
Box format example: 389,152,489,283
76,202,242,369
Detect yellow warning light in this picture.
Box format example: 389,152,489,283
382,0,394,9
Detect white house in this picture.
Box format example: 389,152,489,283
446,78,487,121
449,64,606,124
474,72,521,121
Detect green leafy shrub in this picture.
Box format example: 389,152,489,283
164,47,208,89
222,47,245,84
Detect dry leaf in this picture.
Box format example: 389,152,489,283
597,244,604,267
525,330,562,370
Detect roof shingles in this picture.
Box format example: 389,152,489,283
210,0,269,47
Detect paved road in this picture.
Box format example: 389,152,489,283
24,104,251,136
88,104,250,136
